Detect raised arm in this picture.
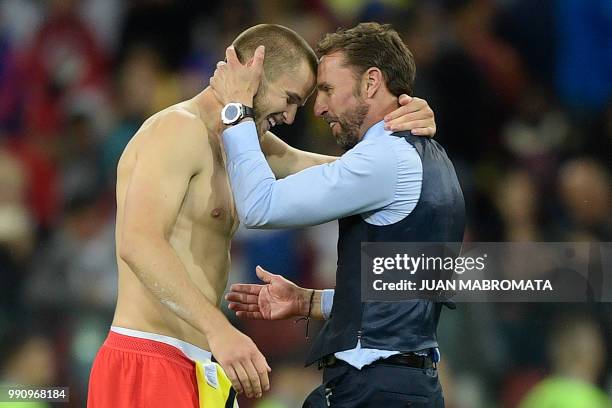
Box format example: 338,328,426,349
260,131,336,178
118,111,270,398
210,46,436,179
224,121,397,228
261,95,436,178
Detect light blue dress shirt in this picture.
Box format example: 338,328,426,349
223,119,427,369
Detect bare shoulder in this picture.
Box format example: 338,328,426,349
127,104,213,168
142,105,208,146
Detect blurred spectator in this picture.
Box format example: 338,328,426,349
0,328,56,408
448,0,526,108
80,0,124,54
57,113,102,204
495,169,540,242
6,135,61,234
519,314,610,408
24,192,116,310
0,0,43,49
409,0,515,162
100,45,161,184
557,158,612,241
495,0,556,88
501,85,569,176
23,0,107,137
117,2,211,72
0,31,26,136
0,147,34,319
0,149,33,259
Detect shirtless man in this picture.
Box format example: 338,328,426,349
87,24,437,408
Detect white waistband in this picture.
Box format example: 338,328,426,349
110,326,212,362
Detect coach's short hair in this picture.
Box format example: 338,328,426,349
316,22,416,96
233,24,318,81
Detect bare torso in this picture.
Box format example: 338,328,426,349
112,99,238,351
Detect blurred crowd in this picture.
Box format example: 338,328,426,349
0,0,610,407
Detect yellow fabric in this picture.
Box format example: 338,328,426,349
195,359,239,408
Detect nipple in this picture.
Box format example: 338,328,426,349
211,208,223,218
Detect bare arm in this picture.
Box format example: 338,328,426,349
261,131,336,179
118,110,270,398
119,111,226,335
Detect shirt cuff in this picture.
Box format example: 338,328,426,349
222,120,261,161
321,289,335,320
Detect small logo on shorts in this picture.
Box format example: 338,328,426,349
204,363,219,389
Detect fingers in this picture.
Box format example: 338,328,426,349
233,356,267,399
225,365,243,396
398,94,413,106
244,359,263,398
229,283,263,296
253,354,271,392
226,45,240,65
385,111,431,128
210,61,227,89
233,363,253,397
256,265,273,283
385,97,430,122
228,302,260,312
386,118,433,132
226,291,259,304
251,45,265,75
410,127,436,137
235,311,265,319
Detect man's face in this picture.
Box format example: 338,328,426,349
253,60,316,136
314,51,369,150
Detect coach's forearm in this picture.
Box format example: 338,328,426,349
120,236,229,335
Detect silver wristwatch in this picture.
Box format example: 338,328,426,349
221,103,255,126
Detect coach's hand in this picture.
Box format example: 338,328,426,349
207,323,271,399
384,95,436,136
210,45,265,107
226,266,306,320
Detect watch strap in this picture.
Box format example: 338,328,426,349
241,105,254,120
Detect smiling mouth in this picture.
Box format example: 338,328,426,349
328,121,337,129
266,115,283,129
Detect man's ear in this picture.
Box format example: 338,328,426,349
364,67,383,98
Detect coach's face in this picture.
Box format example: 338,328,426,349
254,60,316,135
314,51,369,150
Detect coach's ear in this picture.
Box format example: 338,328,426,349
363,67,383,99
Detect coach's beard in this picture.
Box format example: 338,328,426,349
328,101,369,151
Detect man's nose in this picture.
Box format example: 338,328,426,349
283,105,297,125
314,94,327,117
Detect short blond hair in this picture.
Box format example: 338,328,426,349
233,24,318,81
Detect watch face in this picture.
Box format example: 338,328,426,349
225,105,239,120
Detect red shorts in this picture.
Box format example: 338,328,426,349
87,331,199,408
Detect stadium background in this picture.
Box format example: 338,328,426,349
0,0,610,407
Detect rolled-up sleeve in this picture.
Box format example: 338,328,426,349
223,121,397,229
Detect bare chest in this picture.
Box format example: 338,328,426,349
179,160,239,237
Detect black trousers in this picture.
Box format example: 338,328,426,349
303,361,444,408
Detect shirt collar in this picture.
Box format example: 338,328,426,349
361,119,391,143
